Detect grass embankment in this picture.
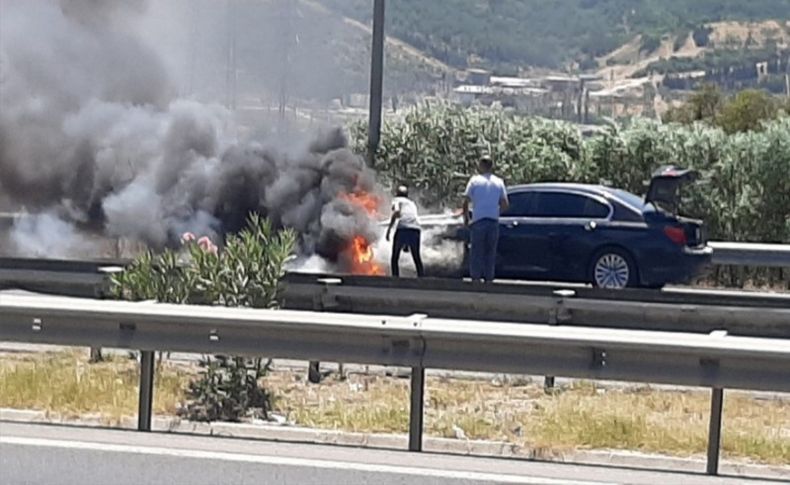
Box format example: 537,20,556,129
272,373,790,464
1,351,788,464
0,350,185,423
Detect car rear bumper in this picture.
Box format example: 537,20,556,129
640,245,713,286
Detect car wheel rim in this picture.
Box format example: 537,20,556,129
594,253,630,289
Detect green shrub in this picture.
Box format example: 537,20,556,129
179,356,274,423
640,34,662,54
112,214,296,422
112,214,295,308
692,26,713,48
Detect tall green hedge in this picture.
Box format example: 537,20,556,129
360,102,790,245
357,103,790,286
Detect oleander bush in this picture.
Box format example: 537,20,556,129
112,214,296,422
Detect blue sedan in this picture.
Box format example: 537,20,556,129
447,167,713,289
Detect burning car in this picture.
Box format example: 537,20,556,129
422,166,713,289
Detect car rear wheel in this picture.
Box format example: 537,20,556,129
590,248,637,289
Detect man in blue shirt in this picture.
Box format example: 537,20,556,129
462,155,509,283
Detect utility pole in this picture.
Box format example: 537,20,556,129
225,0,238,111
367,0,385,166
277,0,296,128
187,0,200,97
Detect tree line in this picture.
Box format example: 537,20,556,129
320,0,790,71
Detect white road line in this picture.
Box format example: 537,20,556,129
0,436,615,485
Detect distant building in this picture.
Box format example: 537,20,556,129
490,76,539,89
588,77,654,119
465,69,492,86
452,84,549,109
451,71,657,122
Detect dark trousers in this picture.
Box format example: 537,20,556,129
391,228,424,277
469,219,499,282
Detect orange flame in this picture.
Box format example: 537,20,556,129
338,189,384,276
339,191,381,216
349,235,384,276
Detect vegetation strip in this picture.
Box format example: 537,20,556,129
1,350,787,465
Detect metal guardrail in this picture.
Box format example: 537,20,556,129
283,274,790,338
0,256,788,342
1,294,789,475
0,240,788,299
709,242,790,268
0,257,125,298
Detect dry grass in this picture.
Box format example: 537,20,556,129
273,374,410,434
269,373,790,465
1,352,788,464
0,350,187,424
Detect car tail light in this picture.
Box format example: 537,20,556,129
664,226,687,246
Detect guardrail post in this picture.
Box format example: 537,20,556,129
543,301,557,391
543,375,555,391
706,388,724,475
308,361,321,384
138,350,155,432
408,366,425,452
544,290,574,392
89,347,103,363
307,278,342,384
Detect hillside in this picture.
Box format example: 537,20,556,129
598,20,790,77
298,0,455,95
319,0,790,72
184,0,454,105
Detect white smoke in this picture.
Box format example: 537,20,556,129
286,254,334,274
9,212,98,258
369,212,466,277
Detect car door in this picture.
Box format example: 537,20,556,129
496,191,551,278
530,191,612,281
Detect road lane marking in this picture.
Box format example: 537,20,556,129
0,436,615,485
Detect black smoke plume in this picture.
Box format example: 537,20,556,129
0,0,380,261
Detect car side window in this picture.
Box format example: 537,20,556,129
583,197,611,218
612,203,643,222
501,192,535,217
532,192,610,219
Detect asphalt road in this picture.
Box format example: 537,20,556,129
0,422,780,485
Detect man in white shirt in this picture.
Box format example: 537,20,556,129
386,185,425,277
462,155,509,283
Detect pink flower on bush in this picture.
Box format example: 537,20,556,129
181,232,196,244
197,236,218,255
